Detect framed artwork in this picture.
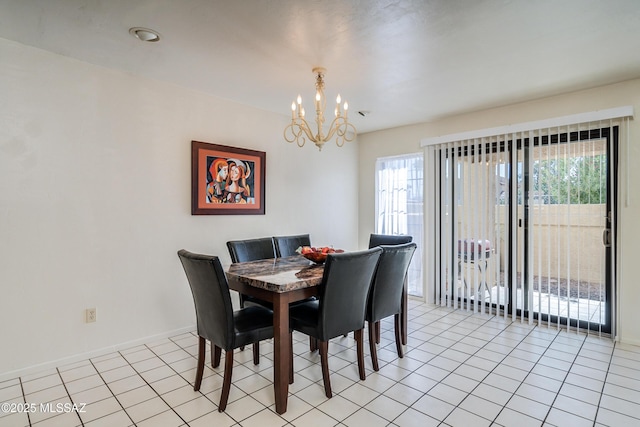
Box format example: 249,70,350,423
191,141,266,215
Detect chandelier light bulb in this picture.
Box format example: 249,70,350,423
336,94,341,104
297,95,302,105
344,101,349,111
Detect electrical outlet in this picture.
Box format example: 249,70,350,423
85,308,96,323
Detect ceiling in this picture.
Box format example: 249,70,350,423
2,0,640,134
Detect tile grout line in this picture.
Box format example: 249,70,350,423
164,332,278,425
144,334,280,425
55,367,84,427
429,312,540,425
383,307,521,425
593,341,640,423
537,331,592,425
18,377,32,427
84,358,136,426
121,343,196,425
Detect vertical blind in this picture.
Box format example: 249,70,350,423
421,107,632,337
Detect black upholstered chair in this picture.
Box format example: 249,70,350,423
227,237,276,265
366,243,417,371
226,237,276,309
368,233,413,345
368,233,413,248
177,250,274,412
273,234,311,258
289,247,382,398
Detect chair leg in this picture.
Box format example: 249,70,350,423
309,336,317,352
401,280,408,346
394,313,404,358
194,336,205,391
213,344,222,368
318,340,332,398
368,321,379,371
355,329,366,381
375,321,381,344
218,350,234,412
252,342,260,365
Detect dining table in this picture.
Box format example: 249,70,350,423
225,255,324,414
225,252,409,414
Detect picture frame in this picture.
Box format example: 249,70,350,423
191,141,266,215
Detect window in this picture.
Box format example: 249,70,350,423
375,153,424,297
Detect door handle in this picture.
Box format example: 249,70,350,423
602,229,611,247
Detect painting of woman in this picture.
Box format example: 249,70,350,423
223,159,252,203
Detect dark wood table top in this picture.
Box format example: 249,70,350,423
226,255,324,293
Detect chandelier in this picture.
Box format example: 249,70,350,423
284,67,357,151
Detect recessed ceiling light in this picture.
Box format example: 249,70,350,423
129,27,161,42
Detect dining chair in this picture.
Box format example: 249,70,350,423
177,249,274,412
289,247,382,398
226,237,276,265
368,233,413,344
368,233,413,248
226,237,276,309
273,234,311,258
365,242,417,371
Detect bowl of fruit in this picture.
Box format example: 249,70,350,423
297,246,344,264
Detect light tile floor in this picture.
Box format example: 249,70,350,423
2,301,640,426
466,285,606,324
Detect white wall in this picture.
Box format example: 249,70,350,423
358,79,640,345
0,38,359,379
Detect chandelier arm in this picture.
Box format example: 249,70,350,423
297,119,317,143
284,123,305,146
325,117,356,147
284,119,318,148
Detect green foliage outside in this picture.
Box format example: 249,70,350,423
531,155,607,204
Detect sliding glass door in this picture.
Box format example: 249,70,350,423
515,129,616,332
430,126,617,333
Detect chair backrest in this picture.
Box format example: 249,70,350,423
177,250,235,350
226,237,276,263
273,234,311,258
368,233,413,248
317,247,382,340
367,243,417,322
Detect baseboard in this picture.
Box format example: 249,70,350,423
615,335,640,347
0,325,195,383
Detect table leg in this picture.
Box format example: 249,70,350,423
273,294,289,414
